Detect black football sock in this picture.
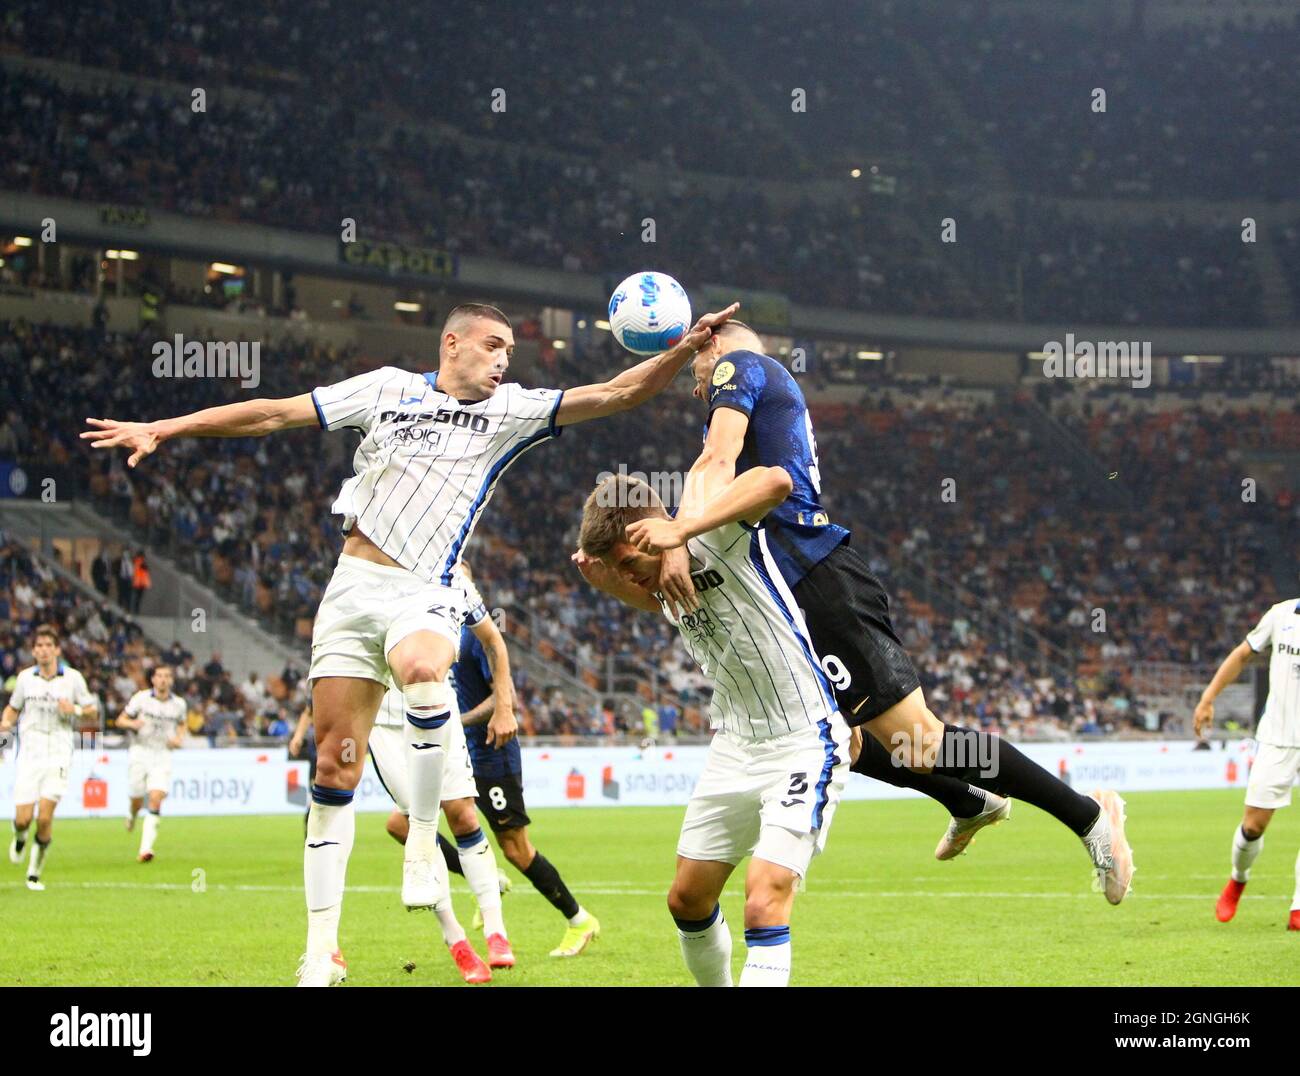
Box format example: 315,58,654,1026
437,832,464,877
852,732,988,818
929,725,1100,836
522,851,581,920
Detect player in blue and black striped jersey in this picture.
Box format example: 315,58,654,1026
439,598,601,958
635,321,1134,902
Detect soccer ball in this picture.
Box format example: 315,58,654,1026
607,271,692,356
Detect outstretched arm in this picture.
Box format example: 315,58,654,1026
626,466,793,553
554,303,739,426
82,394,319,468
1193,640,1256,737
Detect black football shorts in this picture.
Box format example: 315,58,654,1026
474,773,531,833
792,543,921,725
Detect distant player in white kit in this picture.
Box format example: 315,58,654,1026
2,624,97,891
576,470,850,987
1196,597,1300,930
84,298,738,985
116,665,187,862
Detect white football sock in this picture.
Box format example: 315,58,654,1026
568,905,591,927
12,821,29,845
430,852,466,945
140,811,161,856
739,926,791,987
1292,847,1300,911
675,905,733,987
304,791,356,956
28,837,50,879
457,828,506,936
1231,825,1263,883
403,681,452,824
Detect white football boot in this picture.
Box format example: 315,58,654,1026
934,793,1012,860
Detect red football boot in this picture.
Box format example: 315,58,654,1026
485,932,516,968
1215,878,1246,922
449,940,492,983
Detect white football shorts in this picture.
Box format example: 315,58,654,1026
12,750,70,805
128,748,174,798
1245,742,1300,810
677,715,849,878
309,554,465,688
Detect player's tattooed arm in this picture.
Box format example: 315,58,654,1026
1193,639,1257,737
571,550,662,614
82,393,319,468
457,696,496,729
627,466,793,554
469,616,518,748
554,303,739,426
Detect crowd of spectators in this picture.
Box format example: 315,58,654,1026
916,7,1300,201
3,2,1295,328
9,0,1295,202
944,202,1266,326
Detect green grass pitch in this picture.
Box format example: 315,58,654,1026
2,789,1297,986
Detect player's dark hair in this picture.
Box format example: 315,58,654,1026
442,303,510,335
579,475,667,558
33,623,59,646
716,319,759,339
150,664,173,679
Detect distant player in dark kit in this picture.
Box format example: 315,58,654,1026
436,576,601,958
633,320,1134,901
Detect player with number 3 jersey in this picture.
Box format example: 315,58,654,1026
640,320,1134,902
577,468,851,987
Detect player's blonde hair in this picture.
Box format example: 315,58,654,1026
579,475,668,558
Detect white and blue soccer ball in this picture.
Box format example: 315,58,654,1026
607,271,692,356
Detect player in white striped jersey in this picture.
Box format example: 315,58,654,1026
83,298,738,985
115,665,187,863
1196,597,1300,930
2,624,97,891
576,470,850,987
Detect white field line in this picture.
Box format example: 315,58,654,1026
0,879,1230,900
